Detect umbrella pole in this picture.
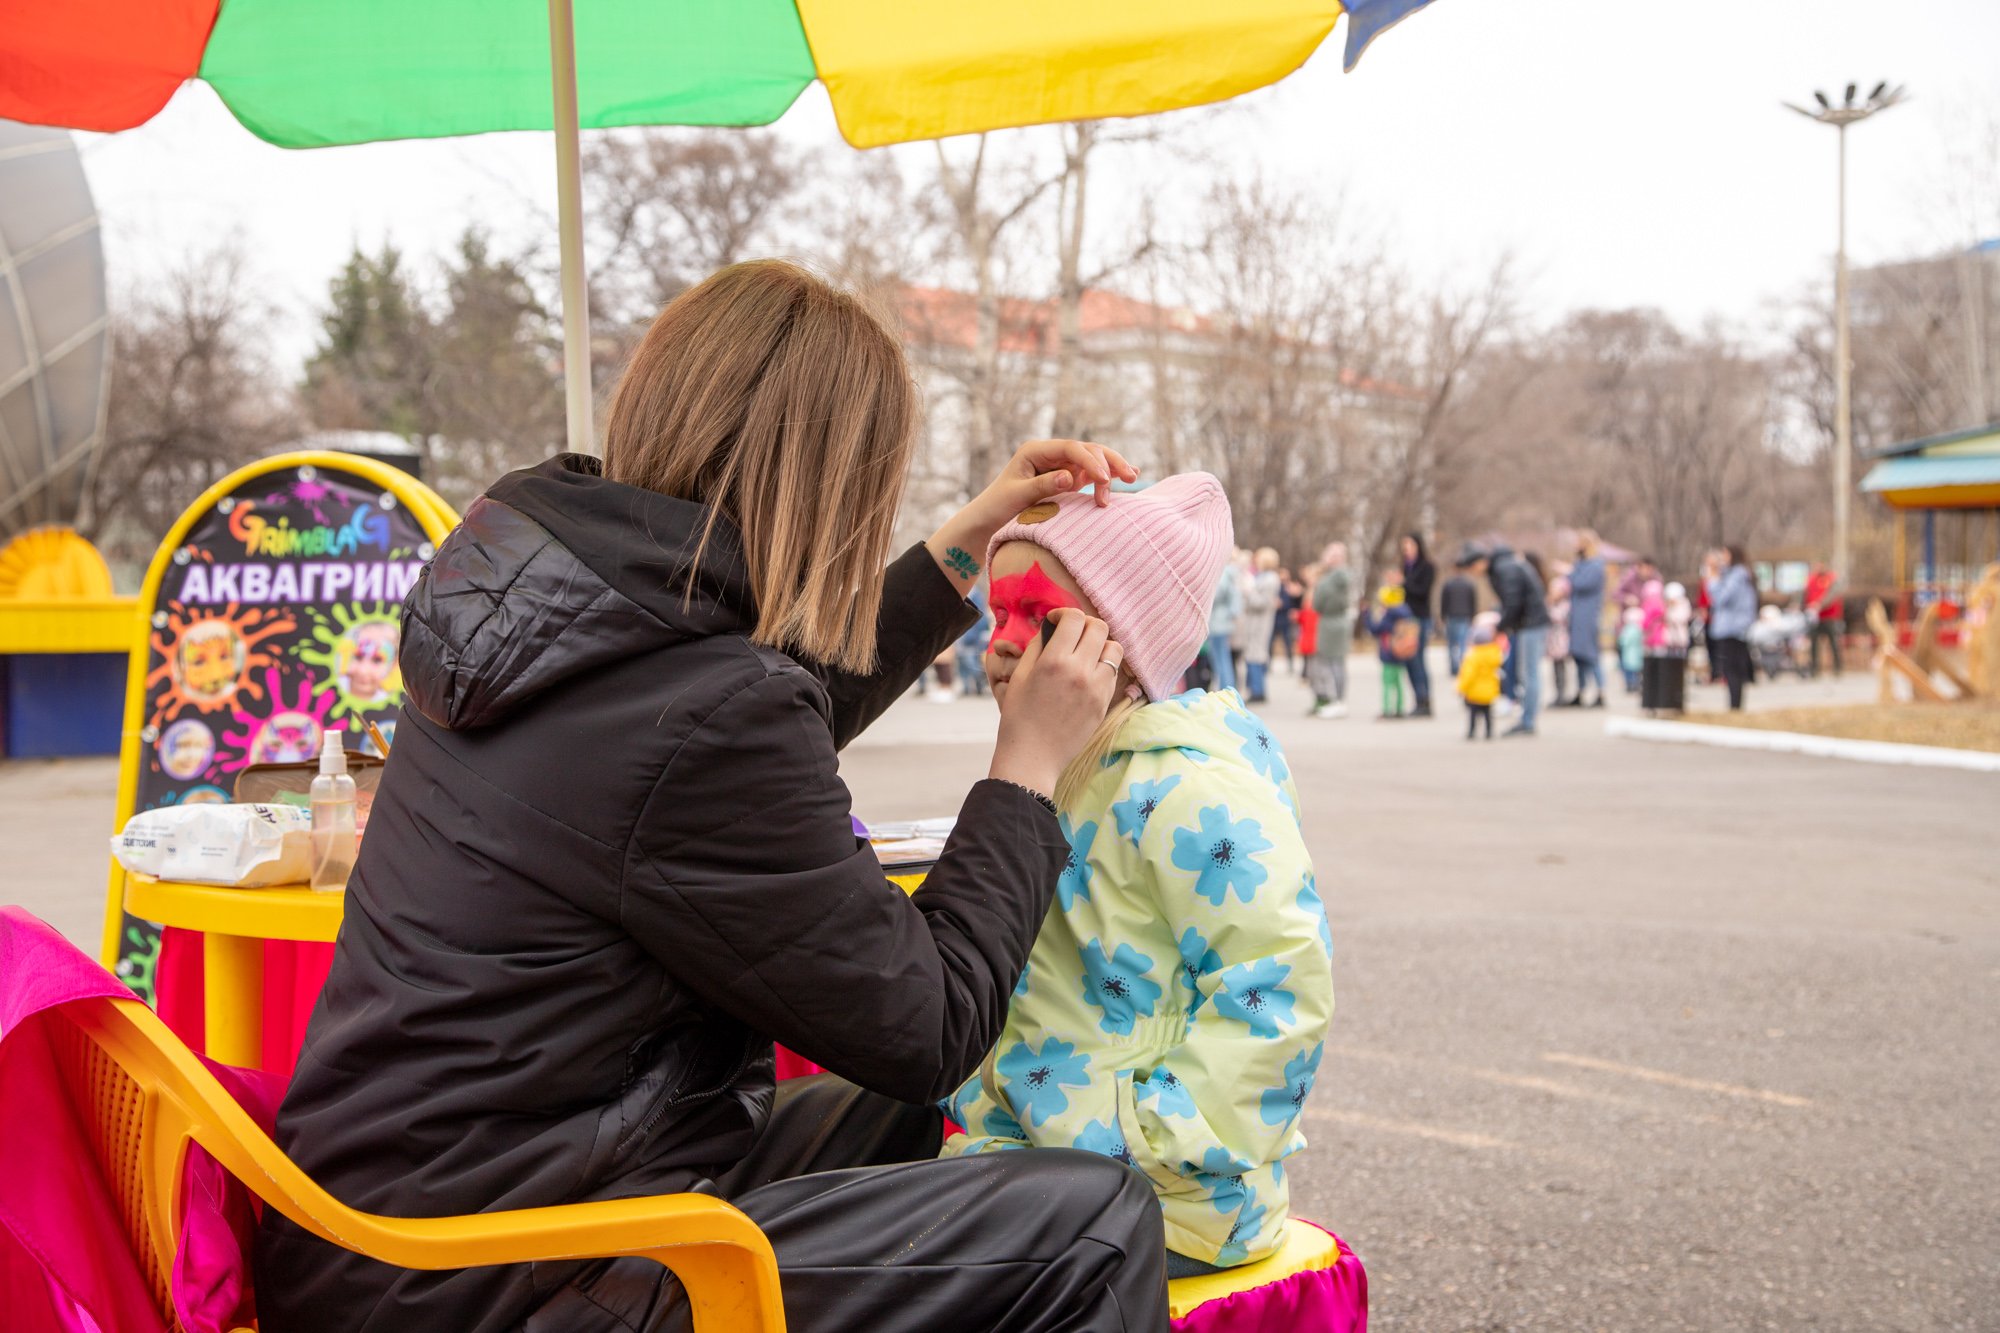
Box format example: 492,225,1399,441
548,0,596,455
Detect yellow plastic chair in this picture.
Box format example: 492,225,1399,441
45,994,787,1332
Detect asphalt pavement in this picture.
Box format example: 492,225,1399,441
843,656,1999,1331
10,651,1996,1329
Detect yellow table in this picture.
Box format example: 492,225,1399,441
124,877,343,1069
127,865,933,1070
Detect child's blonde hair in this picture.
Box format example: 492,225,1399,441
1056,693,1145,808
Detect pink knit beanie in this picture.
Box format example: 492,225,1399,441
986,473,1234,702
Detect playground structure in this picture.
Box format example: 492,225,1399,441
1858,422,2000,704
1861,422,2000,621
1864,565,2000,704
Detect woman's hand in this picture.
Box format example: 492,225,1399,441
925,440,1139,591
988,608,1124,798
974,439,1139,523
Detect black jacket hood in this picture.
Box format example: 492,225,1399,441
401,454,757,730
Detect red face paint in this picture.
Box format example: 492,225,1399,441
987,563,1082,653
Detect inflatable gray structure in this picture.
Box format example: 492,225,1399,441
0,121,110,541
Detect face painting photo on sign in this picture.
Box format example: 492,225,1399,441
113,464,434,1000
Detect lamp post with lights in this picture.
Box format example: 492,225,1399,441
1785,81,1907,584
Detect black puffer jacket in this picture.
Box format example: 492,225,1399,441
255,454,1067,1332
1402,550,1436,620
1486,543,1551,633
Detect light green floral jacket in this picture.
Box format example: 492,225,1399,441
940,689,1332,1266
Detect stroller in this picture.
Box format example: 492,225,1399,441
1748,605,1810,680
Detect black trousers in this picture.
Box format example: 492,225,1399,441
1710,636,1751,710
1466,702,1493,739
527,1076,1168,1333
1809,620,1843,677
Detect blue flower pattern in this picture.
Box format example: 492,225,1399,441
1223,708,1289,782
1057,815,1097,910
1171,805,1274,906
981,1107,1029,1142
1176,925,1224,1013
1193,1145,1252,1216
1214,958,1297,1038
1079,940,1163,1036
1259,1044,1324,1127
1215,1191,1270,1267
997,1037,1093,1127
1072,1117,1136,1167
1111,774,1182,845
941,689,1325,1269
1135,1066,1198,1119
1297,874,1332,958
1013,957,1032,998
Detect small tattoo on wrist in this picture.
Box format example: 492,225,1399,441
944,546,981,579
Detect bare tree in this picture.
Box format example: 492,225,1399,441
85,244,298,567
1047,121,1171,438
584,129,805,322
1351,259,1523,579
930,134,1061,494
1543,310,1798,578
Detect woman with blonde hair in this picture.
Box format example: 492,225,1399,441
256,261,1168,1332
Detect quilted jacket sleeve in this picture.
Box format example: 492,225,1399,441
622,670,1066,1104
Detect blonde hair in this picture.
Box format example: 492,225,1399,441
604,260,917,674
1056,694,1144,808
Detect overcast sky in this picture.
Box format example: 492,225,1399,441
73,0,2000,369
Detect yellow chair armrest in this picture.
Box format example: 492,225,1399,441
77,998,785,1331
273,1191,782,1330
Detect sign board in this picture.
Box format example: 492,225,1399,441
106,455,451,1000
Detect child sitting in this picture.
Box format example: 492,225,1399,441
1363,575,1416,720
1456,615,1504,740
943,473,1331,1277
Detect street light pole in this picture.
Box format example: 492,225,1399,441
1833,119,1850,584
1786,82,1906,584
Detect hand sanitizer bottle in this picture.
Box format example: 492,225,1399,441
310,730,358,892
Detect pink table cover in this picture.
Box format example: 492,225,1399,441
1171,1221,1367,1332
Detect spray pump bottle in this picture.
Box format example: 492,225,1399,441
309,730,358,892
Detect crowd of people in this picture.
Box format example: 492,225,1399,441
1187,532,1836,737
926,523,1850,736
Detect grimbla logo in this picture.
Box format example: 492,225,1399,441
229,498,393,558
174,497,424,606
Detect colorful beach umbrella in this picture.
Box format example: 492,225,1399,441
2,0,1439,448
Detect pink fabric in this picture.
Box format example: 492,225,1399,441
157,927,336,1075
773,1046,825,1081
1171,1223,1367,1333
0,908,285,1333
987,473,1234,702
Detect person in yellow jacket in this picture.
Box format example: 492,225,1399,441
1457,613,1505,741
943,474,1332,1278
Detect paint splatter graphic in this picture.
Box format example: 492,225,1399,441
146,602,295,726
295,601,404,720
220,668,339,771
